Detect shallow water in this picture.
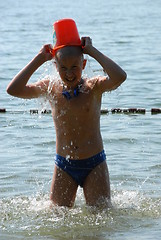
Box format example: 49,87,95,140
1,0,161,239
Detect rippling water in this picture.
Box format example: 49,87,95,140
0,0,161,239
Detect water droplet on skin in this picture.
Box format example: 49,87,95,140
66,155,70,161
60,110,67,116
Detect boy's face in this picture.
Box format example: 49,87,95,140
55,46,86,88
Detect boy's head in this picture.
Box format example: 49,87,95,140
55,46,86,88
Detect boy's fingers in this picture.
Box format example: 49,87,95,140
45,45,50,53
44,45,53,54
81,37,86,47
81,37,92,47
86,37,92,44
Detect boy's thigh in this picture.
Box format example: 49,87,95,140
83,161,111,206
50,166,78,207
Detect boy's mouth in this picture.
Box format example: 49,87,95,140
65,77,76,82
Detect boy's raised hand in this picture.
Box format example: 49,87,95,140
81,37,93,54
39,44,53,62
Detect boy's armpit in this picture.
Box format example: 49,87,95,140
96,76,111,93
97,75,123,93
86,77,98,90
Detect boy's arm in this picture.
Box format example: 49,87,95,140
82,37,127,92
6,44,53,99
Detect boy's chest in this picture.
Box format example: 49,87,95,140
51,91,100,119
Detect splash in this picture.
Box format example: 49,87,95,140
1,187,161,239
47,60,62,95
38,56,102,106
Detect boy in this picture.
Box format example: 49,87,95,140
7,35,126,207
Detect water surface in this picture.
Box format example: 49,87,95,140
0,0,161,239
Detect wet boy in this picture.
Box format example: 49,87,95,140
7,31,126,207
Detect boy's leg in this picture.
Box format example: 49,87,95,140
83,161,111,207
50,166,78,207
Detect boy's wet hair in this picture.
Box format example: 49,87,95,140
55,46,83,60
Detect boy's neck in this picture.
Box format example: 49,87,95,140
62,78,84,100
62,78,84,91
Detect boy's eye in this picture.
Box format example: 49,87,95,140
61,66,66,70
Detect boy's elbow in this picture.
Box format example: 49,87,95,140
121,70,127,83
6,85,21,97
6,85,15,96
6,85,13,96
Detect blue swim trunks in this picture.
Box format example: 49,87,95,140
55,150,106,187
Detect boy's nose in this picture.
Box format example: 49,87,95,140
66,70,73,77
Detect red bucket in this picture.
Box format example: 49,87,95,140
52,19,81,56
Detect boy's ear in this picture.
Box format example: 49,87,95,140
82,59,87,70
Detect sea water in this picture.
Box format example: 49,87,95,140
0,0,161,239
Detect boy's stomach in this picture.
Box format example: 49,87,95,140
56,130,103,160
